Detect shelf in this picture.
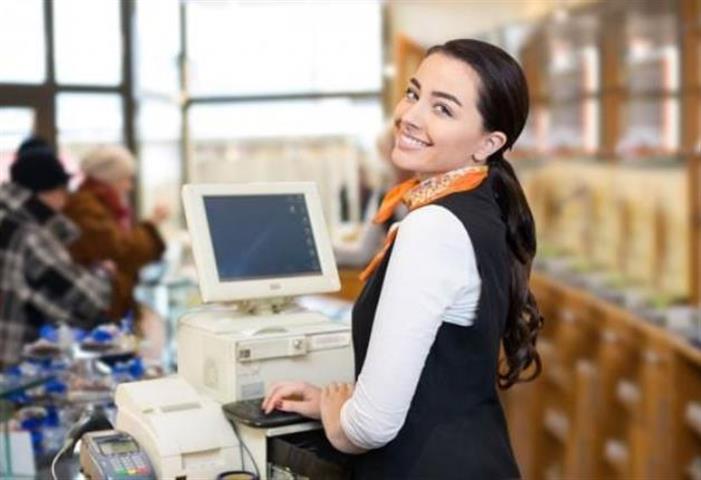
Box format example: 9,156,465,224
0,375,55,399
532,272,701,368
624,89,679,98
547,94,600,105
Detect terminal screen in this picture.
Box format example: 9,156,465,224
204,194,322,280
98,439,138,455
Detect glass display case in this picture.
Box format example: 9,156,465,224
0,374,55,478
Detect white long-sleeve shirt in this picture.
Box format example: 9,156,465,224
340,204,481,450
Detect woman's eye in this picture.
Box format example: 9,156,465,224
405,88,418,101
434,104,452,117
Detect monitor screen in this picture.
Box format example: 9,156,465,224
203,194,322,281
182,182,339,302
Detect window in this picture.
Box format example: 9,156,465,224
134,0,183,219
0,0,46,84
53,0,122,85
56,93,123,175
0,108,35,182
186,1,381,96
189,99,383,225
135,0,180,96
185,1,384,226
189,98,383,141
137,100,182,221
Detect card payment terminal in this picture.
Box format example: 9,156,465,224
80,430,155,480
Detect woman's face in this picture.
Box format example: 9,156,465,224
391,52,504,178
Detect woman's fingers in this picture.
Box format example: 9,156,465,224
262,382,305,413
278,398,321,419
263,385,296,413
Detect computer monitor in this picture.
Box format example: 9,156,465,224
182,182,340,303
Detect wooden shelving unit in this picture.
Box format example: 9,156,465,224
501,271,701,479
518,0,694,303
680,0,701,305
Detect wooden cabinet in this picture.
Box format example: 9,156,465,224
506,272,701,479
674,354,701,478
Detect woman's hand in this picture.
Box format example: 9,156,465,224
149,203,170,225
261,381,321,419
320,383,366,454
95,259,117,277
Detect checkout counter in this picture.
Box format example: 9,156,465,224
107,182,355,480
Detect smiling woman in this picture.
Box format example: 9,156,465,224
264,38,543,479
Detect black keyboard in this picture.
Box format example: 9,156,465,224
222,398,306,428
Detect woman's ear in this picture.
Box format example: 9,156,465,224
473,131,507,161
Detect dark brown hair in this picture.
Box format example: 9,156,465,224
426,39,544,388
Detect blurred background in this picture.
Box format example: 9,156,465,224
1,0,701,478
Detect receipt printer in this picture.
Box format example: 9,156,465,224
115,376,239,479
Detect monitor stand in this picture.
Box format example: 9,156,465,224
235,297,297,316
179,297,333,337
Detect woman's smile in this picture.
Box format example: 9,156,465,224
396,130,433,151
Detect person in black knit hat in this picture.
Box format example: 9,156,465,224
10,145,71,199
16,134,51,156
0,139,113,368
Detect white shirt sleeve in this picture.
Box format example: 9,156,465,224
340,204,481,450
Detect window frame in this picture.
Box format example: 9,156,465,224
0,0,136,158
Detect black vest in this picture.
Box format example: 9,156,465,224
351,175,521,479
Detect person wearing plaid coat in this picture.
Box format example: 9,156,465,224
0,145,112,368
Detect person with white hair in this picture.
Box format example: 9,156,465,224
63,145,169,321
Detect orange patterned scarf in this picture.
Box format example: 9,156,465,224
359,164,489,282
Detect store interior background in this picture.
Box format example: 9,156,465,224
2,0,701,478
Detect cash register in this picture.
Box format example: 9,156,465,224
114,182,354,479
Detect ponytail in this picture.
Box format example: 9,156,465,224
489,154,543,388
427,39,544,388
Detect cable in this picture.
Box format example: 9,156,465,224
230,421,260,480
51,406,113,480
237,424,246,470
50,441,72,480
